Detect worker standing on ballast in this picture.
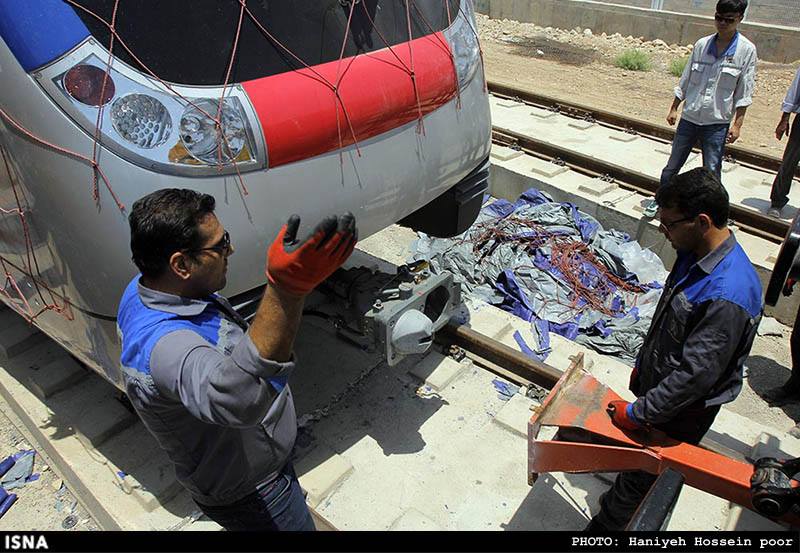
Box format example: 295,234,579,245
586,168,763,531
117,189,357,531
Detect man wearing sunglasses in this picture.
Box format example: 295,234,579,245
587,168,762,531
644,0,756,218
117,188,357,530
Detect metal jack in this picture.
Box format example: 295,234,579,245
528,356,800,527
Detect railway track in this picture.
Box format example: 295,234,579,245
488,80,796,178
488,81,791,243
0,300,567,531
0,246,789,531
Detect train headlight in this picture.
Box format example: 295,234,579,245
110,94,172,149
44,47,265,176
447,1,481,89
179,98,250,164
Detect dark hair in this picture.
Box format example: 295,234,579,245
129,189,216,278
655,167,729,228
716,0,747,16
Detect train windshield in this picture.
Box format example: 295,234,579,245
72,0,461,86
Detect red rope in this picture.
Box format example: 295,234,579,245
0,146,71,321
0,107,123,211
405,0,426,135
90,0,119,204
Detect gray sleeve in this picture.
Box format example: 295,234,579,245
149,329,294,427
674,43,699,100
733,47,756,109
630,300,749,425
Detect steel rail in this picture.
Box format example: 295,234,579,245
488,80,799,179
491,127,789,243
440,322,562,389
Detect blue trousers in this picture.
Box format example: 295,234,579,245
660,119,730,188
196,463,316,531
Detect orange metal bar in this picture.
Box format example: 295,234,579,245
528,356,800,527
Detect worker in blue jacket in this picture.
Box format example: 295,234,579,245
586,167,763,531
118,189,356,531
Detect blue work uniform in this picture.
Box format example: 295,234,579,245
116,276,297,508
592,232,762,531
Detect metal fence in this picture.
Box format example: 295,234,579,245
592,0,800,28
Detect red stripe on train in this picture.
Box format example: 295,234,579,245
242,32,456,168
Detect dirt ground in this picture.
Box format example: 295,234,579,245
477,14,799,160
0,400,99,531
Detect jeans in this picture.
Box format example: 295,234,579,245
660,119,730,188
589,406,720,531
770,114,800,209
196,463,316,531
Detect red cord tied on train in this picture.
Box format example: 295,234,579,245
266,213,358,297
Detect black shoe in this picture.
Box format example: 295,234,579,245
763,385,800,406
584,517,612,532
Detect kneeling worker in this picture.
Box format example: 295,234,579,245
587,168,763,531
117,189,357,531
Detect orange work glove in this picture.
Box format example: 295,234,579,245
266,213,357,296
606,400,643,431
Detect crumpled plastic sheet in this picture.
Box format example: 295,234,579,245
492,378,519,401
1,450,38,490
410,188,667,365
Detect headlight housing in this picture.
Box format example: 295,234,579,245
445,0,481,90
34,40,265,176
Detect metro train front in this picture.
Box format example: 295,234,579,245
0,1,491,387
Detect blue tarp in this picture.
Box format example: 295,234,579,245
412,188,667,364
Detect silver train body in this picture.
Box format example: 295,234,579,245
0,1,491,388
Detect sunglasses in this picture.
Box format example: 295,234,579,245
188,230,231,255
659,215,696,232
714,13,738,24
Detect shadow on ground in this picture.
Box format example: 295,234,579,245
746,354,800,422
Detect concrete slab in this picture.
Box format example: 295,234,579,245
113,467,181,513
722,161,741,174
296,444,354,508
725,504,785,531
568,120,595,131
496,99,526,109
72,381,138,449
529,157,569,178
750,431,800,461
663,485,730,531
493,393,537,437
101,424,182,513
609,133,639,143
0,312,47,359
490,145,524,162
531,109,558,120
27,355,87,400
389,508,442,530
578,178,618,197
408,353,469,391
